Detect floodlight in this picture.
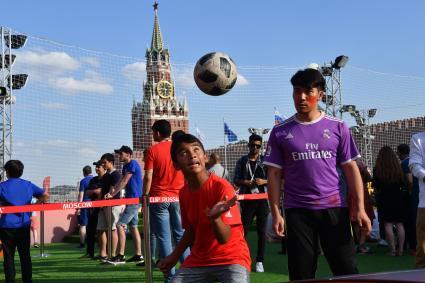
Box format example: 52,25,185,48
332,55,349,69
7,74,28,90
5,34,27,49
0,86,7,96
340,105,356,113
0,54,16,68
368,108,377,118
321,66,333,76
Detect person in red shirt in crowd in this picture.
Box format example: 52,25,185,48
143,120,189,282
158,133,251,283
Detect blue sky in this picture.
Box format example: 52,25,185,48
2,0,425,186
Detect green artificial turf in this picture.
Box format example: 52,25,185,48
2,230,417,282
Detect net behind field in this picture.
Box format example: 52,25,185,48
3,28,425,200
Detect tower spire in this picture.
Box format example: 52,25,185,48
151,1,163,52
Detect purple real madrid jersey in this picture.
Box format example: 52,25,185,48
263,113,360,209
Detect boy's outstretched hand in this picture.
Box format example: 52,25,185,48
205,195,237,220
157,255,179,274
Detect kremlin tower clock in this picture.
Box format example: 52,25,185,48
131,2,189,152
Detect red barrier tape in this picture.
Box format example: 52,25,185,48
0,198,139,214
237,193,268,200
0,193,269,214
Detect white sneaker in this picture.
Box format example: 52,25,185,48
378,239,388,247
255,262,264,273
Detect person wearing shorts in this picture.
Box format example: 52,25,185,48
105,145,143,265
95,153,124,261
77,166,93,249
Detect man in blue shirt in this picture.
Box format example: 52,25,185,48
0,160,49,283
105,145,143,265
77,165,93,249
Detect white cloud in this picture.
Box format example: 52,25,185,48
81,57,101,67
173,68,195,87
49,72,113,95
41,102,67,109
18,50,80,71
122,61,147,81
236,74,249,86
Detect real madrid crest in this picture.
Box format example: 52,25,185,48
323,129,331,139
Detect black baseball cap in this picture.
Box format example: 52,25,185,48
93,160,102,167
114,145,133,155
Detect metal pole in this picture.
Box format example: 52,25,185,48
7,31,12,159
0,27,5,180
142,195,152,283
37,210,49,257
107,206,112,259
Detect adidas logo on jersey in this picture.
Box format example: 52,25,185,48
284,133,294,139
225,210,232,218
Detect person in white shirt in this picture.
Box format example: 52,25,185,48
208,153,229,180
409,131,425,267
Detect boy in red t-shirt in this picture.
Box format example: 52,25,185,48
158,133,251,282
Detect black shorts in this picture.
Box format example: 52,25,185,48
285,207,358,281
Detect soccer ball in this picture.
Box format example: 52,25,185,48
193,52,238,96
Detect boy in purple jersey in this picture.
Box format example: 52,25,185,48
264,68,371,281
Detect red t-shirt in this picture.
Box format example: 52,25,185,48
179,174,251,271
144,141,184,197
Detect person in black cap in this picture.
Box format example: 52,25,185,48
81,161,106,259
105,145,143,265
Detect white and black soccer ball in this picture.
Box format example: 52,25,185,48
193,52,238,96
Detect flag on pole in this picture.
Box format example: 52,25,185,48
274,108,285,125
224,122,238,142
195,126,206,143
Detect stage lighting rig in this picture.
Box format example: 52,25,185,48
0,27,29,178
319,55,349,118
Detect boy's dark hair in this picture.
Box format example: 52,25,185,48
171,130,185,141
152,119,171,138
249,134,263,143
171,133,205,164
101,153,115,163
290,68,326,91
397,143,410,155
4,160,24,178
83,165,92,175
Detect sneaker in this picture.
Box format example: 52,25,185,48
377,239,388,247
126,254,144,263
33,243,40,248
255,262,264,273
106,254,126,265
93,255,108,262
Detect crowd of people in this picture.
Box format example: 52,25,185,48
1,68,425,283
